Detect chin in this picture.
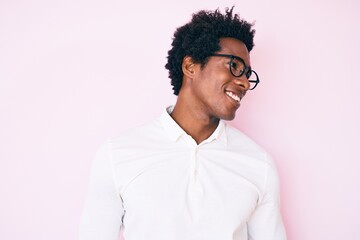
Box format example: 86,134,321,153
218,111,236,121
211,106,238,121
222,115,236,121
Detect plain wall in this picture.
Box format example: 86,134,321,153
0,0,359,239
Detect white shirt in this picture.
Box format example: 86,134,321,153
79,106,286,240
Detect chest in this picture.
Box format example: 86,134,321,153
115,148,262,229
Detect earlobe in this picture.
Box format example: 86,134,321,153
182,56,196,78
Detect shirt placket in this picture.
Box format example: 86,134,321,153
189,146,198,183
186,143,205,223
187,140,207,192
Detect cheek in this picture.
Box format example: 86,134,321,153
209,73,231,92
197,66,231,94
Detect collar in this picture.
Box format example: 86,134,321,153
159,106,228,146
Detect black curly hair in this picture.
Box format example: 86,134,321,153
165,7,256,95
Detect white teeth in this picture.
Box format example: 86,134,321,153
226,91,240,102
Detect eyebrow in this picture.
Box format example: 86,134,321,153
211,53,251,69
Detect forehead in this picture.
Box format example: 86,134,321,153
218,37,250,65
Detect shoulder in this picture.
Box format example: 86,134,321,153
224,124,281,197
108,118,164,148
224,123,275,167
102,117,176,161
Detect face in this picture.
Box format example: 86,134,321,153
190,37,251,121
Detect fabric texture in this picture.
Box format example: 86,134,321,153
79,106,286,240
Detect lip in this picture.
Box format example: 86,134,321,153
225,90,242,107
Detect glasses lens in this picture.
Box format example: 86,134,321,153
230,58,245,77
248,70,259,90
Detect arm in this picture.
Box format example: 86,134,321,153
79,140,124,240
247,158,287,240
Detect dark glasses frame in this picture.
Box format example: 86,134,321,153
210,53,260,90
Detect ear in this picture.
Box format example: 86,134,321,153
182,56,197,79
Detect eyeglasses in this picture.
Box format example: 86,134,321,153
210,53,260,90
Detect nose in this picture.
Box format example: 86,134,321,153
233,74,250,91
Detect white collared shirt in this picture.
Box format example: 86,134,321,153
79,106,286,240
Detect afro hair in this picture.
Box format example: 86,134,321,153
165,7,256,95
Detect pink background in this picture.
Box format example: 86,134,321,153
1,0,359,239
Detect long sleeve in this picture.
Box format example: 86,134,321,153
247,158,287,240
79,140,124,240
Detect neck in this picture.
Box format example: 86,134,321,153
170,96,219,145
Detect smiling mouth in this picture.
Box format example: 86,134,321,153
225,91,241,103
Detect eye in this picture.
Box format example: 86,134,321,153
230,58,245,73
230,61,238,70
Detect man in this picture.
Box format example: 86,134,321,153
79,7,286,240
